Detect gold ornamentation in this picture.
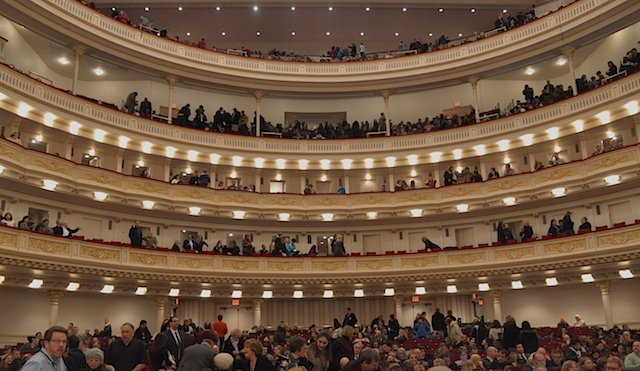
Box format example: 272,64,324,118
79,246,120,261
28,156,73,176
176,257,213,269
357,259,392,270
223,260,259,270
268,261,303,271
442,187,481,198
264,196,302,206
129,252,167,266
308,197,346,207
77,171,122,186
543,239,586,254
174,189,216,201
128,181,169,195
0,231,18,246
447,252,486,264
488,179,528,191
312,261,348,271
27,238,70,255
587,151,636,172
596,230,640,247
351,195,389,205
396,193,436,202
401,256,439,267
536,167,579,182
495,247,535,260
219,194,258,204
0,143,21,160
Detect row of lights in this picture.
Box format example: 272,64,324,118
206,31,466,38
57,57,105,76
163,5,495,13
17,269,633,295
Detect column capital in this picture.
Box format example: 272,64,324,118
167,76,178,87
71,46,85,58
253,90,264,102
468,76,480,87
48,290,64,304
561,47,576,60
490,291,502,301
253,299,264,307
380,90,391,101
155,296,167,308
393,296,403,305
596,280,612,294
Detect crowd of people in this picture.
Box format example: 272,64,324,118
4,307,640,371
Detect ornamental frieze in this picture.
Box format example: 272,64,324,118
596,229,640,247
77,171,123,186
447,251,486,264
311,260,348,271
356,259,392,270
129,252,167,266
400,256,439,267
0,143,21,161
494,246,535,260
127,181,170,195
587,151,637,172
267,261,303,271
176,256,214,269
79,246,120,261
543,239,586,254
351,195,390,205
0,231,18,247
28,156,73,176
27,237,70,255
223,259,259,270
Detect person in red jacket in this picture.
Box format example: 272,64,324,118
213,315,228,347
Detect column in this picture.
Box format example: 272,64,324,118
209,165,217,188
300,171,306,194
577,132,589,160
469,76,480,122
632,115,640,144
71,47,84,94
164,158,172,182
526,146,537,172
64,136,75,160
48,290,64,326
343,170,350,194
387,170,395,193
394,297,403,320
255,169,262,193
381,91,391,136
253,299,263,326
156,296,167,332
167,76,177,124
254,91,263,137
432,164,440,188
115,148,125,173
491,291,502,322
597,281,614,329
563,48,577,96
478,156,487,180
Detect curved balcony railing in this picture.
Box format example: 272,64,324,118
5,0,635,90
0,138,637,217
0,221,638,285
1,62,639,162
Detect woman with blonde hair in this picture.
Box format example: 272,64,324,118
562,360,579,371
222,328,245,359
330,326,354,371
577,357,596,371
470,354,485,370
243,338,274,371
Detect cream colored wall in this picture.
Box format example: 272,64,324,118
574,21,640,78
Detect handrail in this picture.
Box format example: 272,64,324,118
1,62,639,159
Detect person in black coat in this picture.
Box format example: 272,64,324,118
64,335,86,371
134,320,152,345
472,316,488,346
343,308,357,327
520,220,534,241
519,321,538,354
432,308,446,334
243,338,274,371
562,211,575,234
502,316,521,350
129,221,143,246
329,326,355,371
497,221,507,244
149,333,172,371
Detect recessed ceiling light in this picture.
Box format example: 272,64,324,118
58,57,70,65
135,287,147,295
262,291,273,298
291,6,295,10
619,269,633,279
328,6,333,11
186,32,191,36
101,284,114,294
525,67,535,75
256,31,261,36
293,290,304,298
384,288,395,296
29,279,43,289
438,8,444,12
360,32,365,36
169,288,180,296
177,6,183,11
291,31,296,36
415,287,426,295
429,32,433,37
365,7,370,11
471,8,476,13
94,68,104,76
354,289,365,297
253,5,258,11
326,31,331,36
478,283,490,291
503,9,508,13
447,285,457,293
511,281,523,289
144,6,149,11
581,274,594,283
323,290,334,298
402,7,407,12
546,277,559,286
216,6,221,11
458,33,463,37
557,57,567,66
221,31,226,36
394,32,399,36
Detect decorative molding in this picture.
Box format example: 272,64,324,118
543,239,586,254
27,237,70,255
447,252,486,264
0,143,21,161
307,197,347,207
351,195,390,205
223,259,259,271
396,193,436,202
356,259,392,270
77,171,122,186
401,256,439,267
174,189,216,201
127,181,170,195
0,231,18,247
218,193,258,204
129,252,168,266
596,229,640,247
587,151,637,172
442,187,482,198
176,256,214,269
28,156,73,176
494,246,535,261
267,261,304,271
536,167,580,182
263,196,303,206
311,261,348,271
488,178,529,192
79,245,120,261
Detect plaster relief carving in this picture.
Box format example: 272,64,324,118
357,259,392,270
448,252,486,264
27,238,70,255
0,231,18,247
129,182,169,195
543,240,586,254
587,151,636,171
401,256,439,267
176,257,214,269
495,247,535,260
268,261,303,271
224,260,259,270
29,157,73,176
78,171,122,186
129,252,167,266
312,261,348,271
80,246,120,261
596,230,640,247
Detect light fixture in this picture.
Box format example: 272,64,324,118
177,6,183,11
546,277,559,286
546,127,559,140
554,145,561,153
58,57,70,65
221,31,226,36
456,204,469,213
407,154,418,165
0,92,5,100
519,134,533,146
395,32,399,37
118,136,129,148
511,281,524,289
320,175,328,182
232,290,242,298
321,159,331,170
92,129,106,142
94,192,108,201
200,289,211,298
606,130,615,139
323,290,334,298
321,213,334,221
430,152,442,163
188,150,198,161
0,165,4,174
354,289,365,297
364,158,374,169
298,159,309,170
478,283,490,291
326,32,331,36
402,7,407,12
385,157,396,167
497,140,509,151
210,153,221,164
94,68,104,76
135,287,148,295
141,141,152,154
525,68,534,76
604,175,620,185
169,288,180,296
596,111,611,124
142,200,155,210
365,173,371,181
232,156,243,167
64,282,80,291
44,113,56,127
29,279,43,289
429,32,433,37
360,32,365,36
341,159,353,170
14,103,29,119
137,160,145,167
447,285,457,293
456,166,463,173
144,6,149,11
275,174,282,181
0,276,5,284
470,8,476,12
216,6,221,11
415,287,426,295
256,31,261,36
262,291,273,298
233,211,246,219
276,158,286,169
503,197,516,206
328,6,333,11
624,101,639,115
452,149,462,160
384,288,395,296
619,269,633,279
101,284,114,294
473,145,485,156
551,188,566,197
504,157,511,164
189,207,201,215
573,120,584,133
230,171,237,178
253,5,258,11
88,149,95,157
366,212,377,219
458,33,463,37
42,180,58,191
410,209,423,217
164,146,176,158
68,121,81,135
557,57,567,66
410,170,417,177
581,274,594,283
278,213,290,221
291,31,296,36
365,6,370,11
293,290,303,298
290,6,295,10
438,8,444,12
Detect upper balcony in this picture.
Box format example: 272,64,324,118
1,0,639,94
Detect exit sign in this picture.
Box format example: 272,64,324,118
232,299,240,306
411,296,419,302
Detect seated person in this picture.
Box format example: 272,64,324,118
578,217,592,232
421,236,440,252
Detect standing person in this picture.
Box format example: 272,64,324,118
129,221,143,246
214,315,228,346
64,335,86,371
307,331,332,371
359,43,365,59
388,314,400,340
446,318,463,346
197,322,220,345
332,235,346,256
105,323,147,371
177,339,217,371
149,333,172,371
330,326,355,371
343,308,357,327
22,326,68,371
562,211,575,234
502,316,521,350
243,338,274,371
163,316,186,366
124,92,138,114
432,308,446,335
140,98,152,118
134,320,152,345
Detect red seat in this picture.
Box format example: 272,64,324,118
596,226,608,231
478,243,489,248
366,252,376,256
613,222,626,228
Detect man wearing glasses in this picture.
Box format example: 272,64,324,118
22,326,68,371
